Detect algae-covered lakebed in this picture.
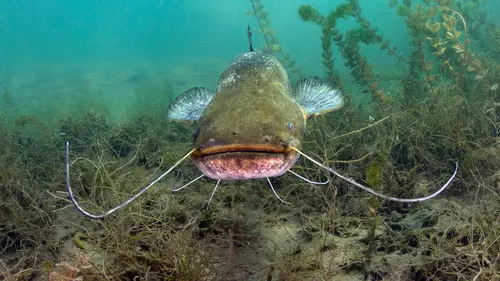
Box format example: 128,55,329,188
1,0,500,280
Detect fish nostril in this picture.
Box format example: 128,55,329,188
233,132,237,136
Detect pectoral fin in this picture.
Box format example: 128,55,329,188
293,77,344,118
167,87,213,121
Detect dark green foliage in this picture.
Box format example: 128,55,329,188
297,1,395,103
60,112,110,154
297,5,321,24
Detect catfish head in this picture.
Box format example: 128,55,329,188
186,51,307,180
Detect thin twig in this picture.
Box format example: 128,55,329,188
332,151,373,164
250,0,271,50
330,116,390,141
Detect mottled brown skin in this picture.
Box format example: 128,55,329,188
192,51,307,180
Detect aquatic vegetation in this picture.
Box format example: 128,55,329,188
391,0,500,111
1,0,500,280
395,1,469,100
365,161,383,189
248,0,302,79
60,112,110,154
2,105,499,280
298,1,403,104
489,26,500,58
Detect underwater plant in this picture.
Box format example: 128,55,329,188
488,26,500,59
390,0,496,104
248,0,303,79
298,0,404,104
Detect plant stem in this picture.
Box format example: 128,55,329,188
250,0,271,51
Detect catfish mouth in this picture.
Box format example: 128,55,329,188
191,143,298,180
192,143,291,157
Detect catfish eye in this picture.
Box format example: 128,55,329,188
287,122,295,132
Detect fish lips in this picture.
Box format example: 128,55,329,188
191,143,299,180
